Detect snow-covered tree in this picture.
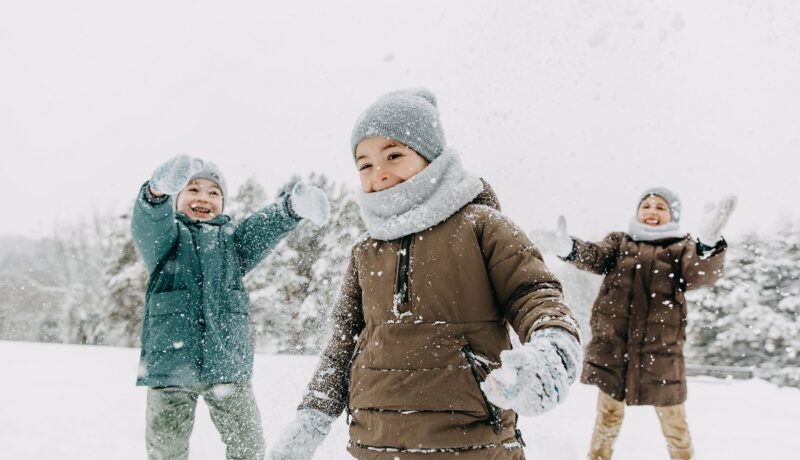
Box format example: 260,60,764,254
105,212,148,347
52,213,131,345
686,226,800,387
244,173,365,354
0,236,67,342
227,176,269,225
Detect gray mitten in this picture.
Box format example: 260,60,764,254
289,183,331,226
268,408,335,460
149,154,204,195
698,194,737,246
481,328,581,416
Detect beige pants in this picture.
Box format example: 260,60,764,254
588,391,693,460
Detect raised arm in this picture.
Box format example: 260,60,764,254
680,237,727,290
131,155,205,273
561,232,625,275
235,183,330,274
233,194,301,274
131,183,179,273
681,194,735,290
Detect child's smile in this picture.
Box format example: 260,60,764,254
177,178,223,221
190,203,213,216
637,195,672,227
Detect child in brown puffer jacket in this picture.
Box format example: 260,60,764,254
543,187,736,460
267,88,583,460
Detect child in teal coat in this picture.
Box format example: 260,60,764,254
132,155,330,460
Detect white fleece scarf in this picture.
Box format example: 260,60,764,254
357,148,484,241
628,218,686,242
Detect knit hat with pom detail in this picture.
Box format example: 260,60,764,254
351,87,445,162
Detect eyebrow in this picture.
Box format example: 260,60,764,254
355,140,404,161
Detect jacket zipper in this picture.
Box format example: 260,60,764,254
462,345,504,434
395,235,412,305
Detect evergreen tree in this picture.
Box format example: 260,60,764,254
0,236,67,342
244,173,365,354
686,226,800,387
52,213,122,345
106,212,148,347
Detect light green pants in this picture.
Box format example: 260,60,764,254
145,382,265,460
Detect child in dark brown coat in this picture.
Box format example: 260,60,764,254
545,187,736,460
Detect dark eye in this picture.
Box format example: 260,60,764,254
358,163,372,171
210,190,220,196
387,152,403,161
187,187,199,192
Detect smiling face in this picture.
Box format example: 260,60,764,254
637,194,672,226
355,137,429,193
176,178,223,221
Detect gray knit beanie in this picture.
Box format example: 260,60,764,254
638,186,681,223
188,161,228,203
351,87,446,162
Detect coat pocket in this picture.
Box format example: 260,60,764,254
145,290,194,358
220,290,251,352
461,342,504,434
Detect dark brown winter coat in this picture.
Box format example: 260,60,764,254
302,185,580,459
564,233,726,406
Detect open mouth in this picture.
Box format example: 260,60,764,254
190,204,213,216
643,217,661,226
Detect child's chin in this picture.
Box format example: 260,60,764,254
188,212,214,221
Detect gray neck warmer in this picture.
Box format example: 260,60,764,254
356,148,483,241
628,217,685,242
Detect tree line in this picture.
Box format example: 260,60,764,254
0,177,797,387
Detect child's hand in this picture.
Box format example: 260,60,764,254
534,215,573,256
289,183,331,226
698,194,738,245
480,328,581,417
267,408,335,460
149,155,205,196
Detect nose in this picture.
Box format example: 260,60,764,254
371,168,391,191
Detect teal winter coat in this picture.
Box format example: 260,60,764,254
131,183,300,387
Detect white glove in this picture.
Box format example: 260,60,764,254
149,154,204,195
534,216,573,257
698,194,737,246
268,408,336,460
289,182,331,226
481,328,581,416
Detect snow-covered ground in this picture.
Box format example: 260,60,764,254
1,341,798,459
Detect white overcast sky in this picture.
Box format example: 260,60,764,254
1,0,798,241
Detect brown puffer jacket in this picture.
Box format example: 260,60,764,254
564,232,726,407
301,185,580,459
